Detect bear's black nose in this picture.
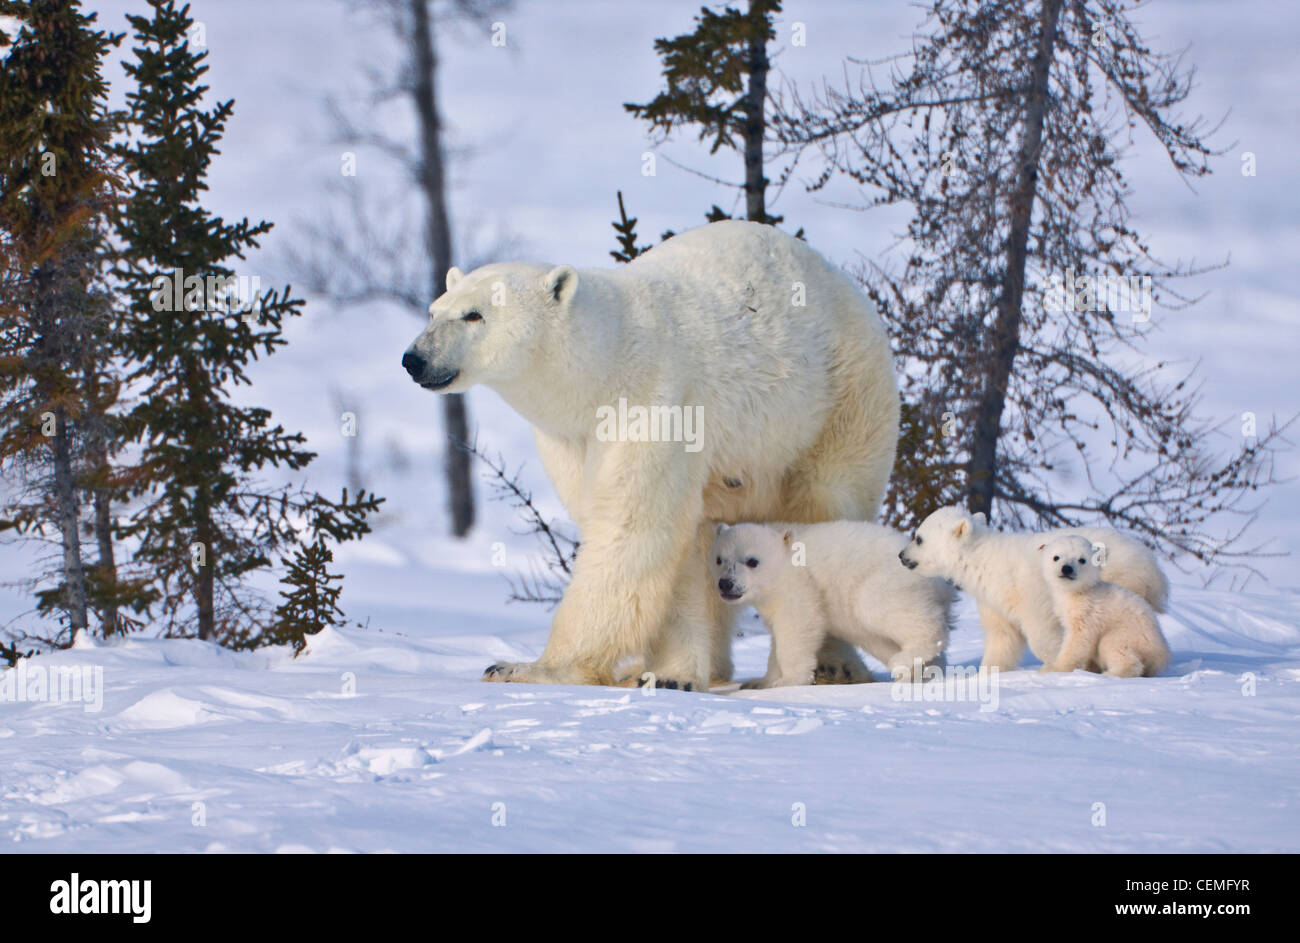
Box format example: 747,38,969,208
402,350,426,379
718,577,735,594
1061,564,1074,577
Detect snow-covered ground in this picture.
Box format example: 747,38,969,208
3,580,1298,853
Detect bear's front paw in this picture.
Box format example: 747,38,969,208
482,660,607,686
482,660,566,684
483,661,529,682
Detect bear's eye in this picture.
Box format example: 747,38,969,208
745,558,759,568
914,535,923,546
1078,557,1087,565
1053,555,1060,562
462,310,483,322
715,556,722,566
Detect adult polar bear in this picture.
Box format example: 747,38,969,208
402,221,899,689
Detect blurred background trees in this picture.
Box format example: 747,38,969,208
288,0,518,541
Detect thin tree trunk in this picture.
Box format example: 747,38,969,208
83,359,120,636
965,0,1063,517
186,369,216,641
89,442,119,636
196,511,214,640
742,3,769,222
93,489,118,634
51,406,89,637
410,0,475,538
346,401,363,496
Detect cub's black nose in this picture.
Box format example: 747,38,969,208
718,577,735,595
402,350,425,378
1061,564,1075,577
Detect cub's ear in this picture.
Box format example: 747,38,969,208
972,511,987,526
446,266,464,291
542,264,579,305
953,519,971,540
714,521,729,536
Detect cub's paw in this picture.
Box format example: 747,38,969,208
633,671,704,692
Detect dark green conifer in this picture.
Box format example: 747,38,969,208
264,489,382,655
113,0,316,642
625,0,785,226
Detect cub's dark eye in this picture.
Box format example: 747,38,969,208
462,311,482,322
715,556,722,566
1078,557,1087,565
1053,555,1060,562
915,535,923,545
745,558,759,568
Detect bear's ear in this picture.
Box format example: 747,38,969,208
953,519,970,540
714,521,728,536
446,266,464,292
543,265,579,305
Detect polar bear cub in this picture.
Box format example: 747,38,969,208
709,521,953,687
899,505,1168,670
1039,535,1171,677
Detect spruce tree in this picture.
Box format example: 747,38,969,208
625,0,786,226
113,0,316,641
263,489,382,655
0,0,122,642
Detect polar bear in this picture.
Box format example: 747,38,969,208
898,505,1168,670
1038,535,1171,677
402,221,900,690
709,522,952,687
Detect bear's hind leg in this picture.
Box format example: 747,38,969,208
1096,635,1145,678
978,603,1028,671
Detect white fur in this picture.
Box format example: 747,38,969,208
899,505,1169,670
1039,535,1171,677
709,521,952,687
405,221,900,689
